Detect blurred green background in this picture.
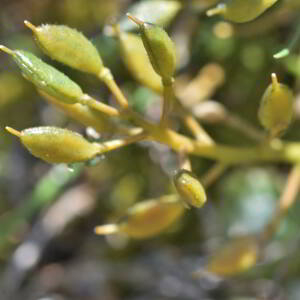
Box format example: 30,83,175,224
1,0,300,299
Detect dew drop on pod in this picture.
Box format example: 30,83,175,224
207,0,278,23
258,73,294,138
127,14,176,82
95,195,185,239
0,46,83,104
173,169,207,208
24,21,104,76
5,126,101,164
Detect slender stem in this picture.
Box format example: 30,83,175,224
173,96,215,144
161,79,175,127
260,164,300,242
97,132,148,154
182,114,215,144
40,90,139,135
225,114,266,142
98,68,129,109
80,94,120,117
201,163,228,187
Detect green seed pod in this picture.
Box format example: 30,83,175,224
119,0,182,31
0,46,83,104
24,21,103,75
258,73,294,137
207,0,278,23
95,195,184,239
173,169,207,208
116,29,163,94
6,126,100,163
204,236,258,277
127,14,176,80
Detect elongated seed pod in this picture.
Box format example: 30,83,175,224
24,21,103,75
204,236,258,277
173,169,207,208
0,46,83,104
258,73,294,137
116,30,163,94
127,14,176,81
119,0,182,31
95,195,185,239
6,126,100,163
207,0,278,23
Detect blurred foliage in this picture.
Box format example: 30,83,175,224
1,0,300,300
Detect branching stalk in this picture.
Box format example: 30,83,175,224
260,164,300,242
80,94,121,117
161,78,175,127
200,163,228,187
98,67,129,109
182,113,215,144
97,132,148,154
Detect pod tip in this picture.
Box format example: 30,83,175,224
24,20,37,32
271,73,279,89
0,45,14,55
206,5,225,17
5,126,21,137
126,13,144,26
94,224,119,235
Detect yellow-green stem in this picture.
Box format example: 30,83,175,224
97,132,148,154
182,114,215,144
80,94,120,117
260,164,300,242
201,163,228,187
225,114,266,142
161,79,174,127
98,67,129,109
173,96,214,144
